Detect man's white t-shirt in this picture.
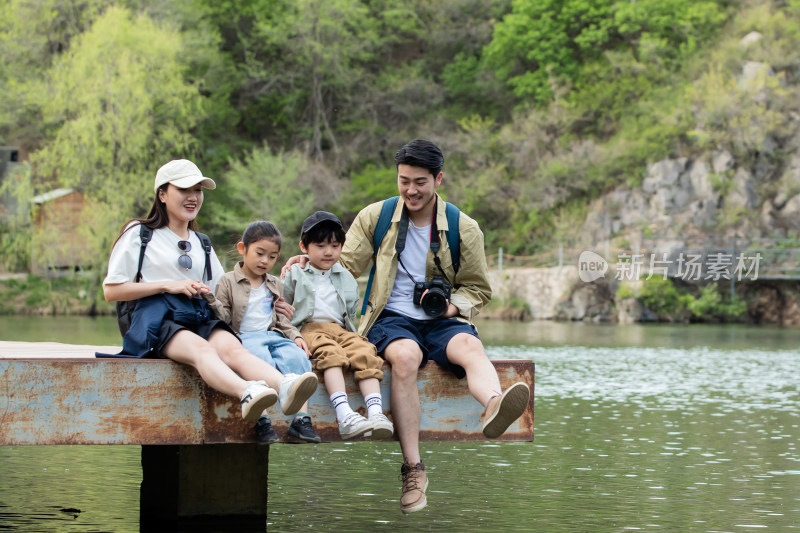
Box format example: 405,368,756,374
239,283,273,333
104,224,224,292
385,221,432,320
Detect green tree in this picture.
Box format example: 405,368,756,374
338,163,399,216
0,162,33,271
484,0,616,104
0,0,107,136
28,6,204,304
484,0,726,106
408,0,512,120
218,144,315,250
688,284,747,320
639,277,692,320
197,0,382,163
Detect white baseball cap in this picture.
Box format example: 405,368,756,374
154,159,216,193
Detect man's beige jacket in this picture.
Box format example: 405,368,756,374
340,195,492,336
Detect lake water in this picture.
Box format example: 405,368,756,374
1,317,799,531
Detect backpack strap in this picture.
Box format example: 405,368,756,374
117,223,152,336
444,202,460,275
373,197,400,256
134,224,153,282
361,197,400,315
195,231,213,282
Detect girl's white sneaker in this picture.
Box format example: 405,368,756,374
240,381,278,421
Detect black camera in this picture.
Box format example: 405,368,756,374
413,276,452,317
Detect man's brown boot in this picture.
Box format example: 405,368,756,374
400,461,428,514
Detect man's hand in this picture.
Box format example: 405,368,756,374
420,288,459,319
275,296,295,320
280,255,308,278
441,302,459,319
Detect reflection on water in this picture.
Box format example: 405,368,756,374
1,319,799,531
0,446,141,531
479,319,800,351
0,316,122,346
263,343,800,531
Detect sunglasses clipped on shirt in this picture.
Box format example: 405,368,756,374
178,240,192,270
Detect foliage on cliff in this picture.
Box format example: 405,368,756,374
3,0,799,286
617,277,748,322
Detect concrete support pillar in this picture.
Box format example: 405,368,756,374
140,444,268,529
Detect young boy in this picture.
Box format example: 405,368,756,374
283,211,393,440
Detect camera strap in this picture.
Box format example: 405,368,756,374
395,203,452,286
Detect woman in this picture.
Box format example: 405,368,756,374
103,159,317,425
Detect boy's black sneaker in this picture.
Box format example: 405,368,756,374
254,416,280,445
287,415,322,443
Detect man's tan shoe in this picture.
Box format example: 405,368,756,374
481,382,530,439
400,461,428,514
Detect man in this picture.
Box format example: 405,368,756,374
286,139,530,513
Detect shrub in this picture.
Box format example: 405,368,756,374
687,284,747,319
616,283,635,300
639,277,692,317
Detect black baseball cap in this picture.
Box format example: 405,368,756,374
301,211,343,235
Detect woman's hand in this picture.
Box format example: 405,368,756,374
104,280,208,302
165,279,209,298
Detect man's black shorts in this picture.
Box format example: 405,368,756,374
366,309,480,379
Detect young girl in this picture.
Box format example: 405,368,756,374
207,221,322,444
103,159,318,430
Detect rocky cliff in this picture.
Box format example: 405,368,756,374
487,52,800,327
488,266,800,326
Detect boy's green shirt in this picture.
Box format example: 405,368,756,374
282,262,360,333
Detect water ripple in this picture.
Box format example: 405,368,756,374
488,345,800,412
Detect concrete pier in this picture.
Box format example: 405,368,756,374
0,341,535,523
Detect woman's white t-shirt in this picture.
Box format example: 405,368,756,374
104,224,225,292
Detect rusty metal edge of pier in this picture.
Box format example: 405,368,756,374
0,344,534,446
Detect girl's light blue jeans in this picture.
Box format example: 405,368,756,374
240,330,312,376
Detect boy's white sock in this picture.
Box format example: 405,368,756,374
364,393,383,418
330,392,354,423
